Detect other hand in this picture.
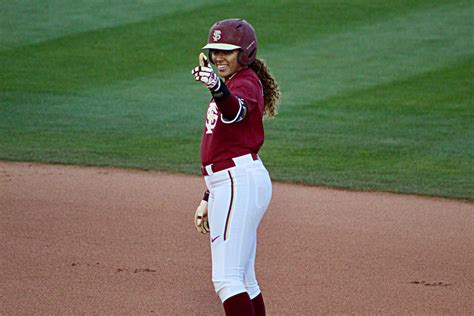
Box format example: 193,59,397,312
194,200,210,234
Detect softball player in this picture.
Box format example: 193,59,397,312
191,19,280,316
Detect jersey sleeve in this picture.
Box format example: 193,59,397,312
229,78,259,111
213,77,260,124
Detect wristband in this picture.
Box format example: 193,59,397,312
210,79,230,100
202,190,210,202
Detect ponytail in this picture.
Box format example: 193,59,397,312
249,58,280,118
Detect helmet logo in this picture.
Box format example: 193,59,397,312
212,30,222,42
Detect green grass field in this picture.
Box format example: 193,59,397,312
1,0,473,200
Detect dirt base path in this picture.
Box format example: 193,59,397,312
1,161,472,315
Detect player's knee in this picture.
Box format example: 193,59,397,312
213,279,246,302
245,281,261,299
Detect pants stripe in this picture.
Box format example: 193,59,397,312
223,170,235,241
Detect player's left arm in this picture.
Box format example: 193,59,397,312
194,190,210,234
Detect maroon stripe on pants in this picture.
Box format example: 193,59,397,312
223,170,235,241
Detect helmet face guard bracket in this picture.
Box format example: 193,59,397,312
202,19,257,66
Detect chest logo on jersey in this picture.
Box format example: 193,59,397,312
206,101,218,134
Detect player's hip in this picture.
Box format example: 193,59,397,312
201,153,263,176
204,154,270,188
205,157,272,213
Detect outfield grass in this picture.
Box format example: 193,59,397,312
1,0,473,199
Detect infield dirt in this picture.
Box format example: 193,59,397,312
1,161,472,315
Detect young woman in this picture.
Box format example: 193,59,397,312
191,18,280,316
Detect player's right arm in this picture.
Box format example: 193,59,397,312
191,56,244,122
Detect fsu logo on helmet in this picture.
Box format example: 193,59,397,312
212,30,221,42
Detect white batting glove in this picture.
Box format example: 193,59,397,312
194,200,210,234
191,66,221,91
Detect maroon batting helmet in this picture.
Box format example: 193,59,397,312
202,18,257,66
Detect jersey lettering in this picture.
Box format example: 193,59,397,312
206,101,219,134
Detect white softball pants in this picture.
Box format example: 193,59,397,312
204,154,272,303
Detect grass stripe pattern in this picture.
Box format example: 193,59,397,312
0,0,472,199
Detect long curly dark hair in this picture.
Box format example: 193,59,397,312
249,58,280,118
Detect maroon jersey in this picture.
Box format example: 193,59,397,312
200,67,264,166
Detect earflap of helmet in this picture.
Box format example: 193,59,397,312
237,47,256,66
